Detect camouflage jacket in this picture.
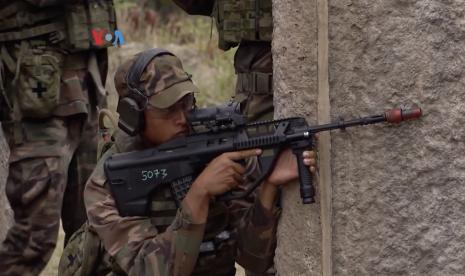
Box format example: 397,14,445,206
84,132,280,275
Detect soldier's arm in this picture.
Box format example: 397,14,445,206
84,165,205,276
233,194,280,273
228,159,280,273
233,149,315,273
172,0,215,15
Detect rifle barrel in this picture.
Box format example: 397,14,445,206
286,107,422,141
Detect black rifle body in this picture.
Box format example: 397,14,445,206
105,105,421,217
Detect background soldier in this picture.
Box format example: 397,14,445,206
173,0,273,122
0,0,115,274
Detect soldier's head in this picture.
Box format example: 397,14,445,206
114,48,198,145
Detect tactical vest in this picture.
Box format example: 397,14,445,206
212,0,272,50
0,1,114,121
0,0,116,50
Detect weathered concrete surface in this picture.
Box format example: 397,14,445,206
330,1,465,275
273,1,322,275
274,0,465,275
0,126,12,242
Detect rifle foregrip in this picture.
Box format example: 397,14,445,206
295,150,315,204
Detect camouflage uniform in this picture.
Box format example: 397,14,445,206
59,51,280,276
173,2,275,274
173,0,273,121
0,0,114,274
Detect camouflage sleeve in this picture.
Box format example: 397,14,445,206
172,0,215,15
234,197,281,273
84,163,206,276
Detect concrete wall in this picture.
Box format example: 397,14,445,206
272,0,322,275
274,0,465,275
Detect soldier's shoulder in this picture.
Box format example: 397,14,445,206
88,144,116,187
91,131,144,186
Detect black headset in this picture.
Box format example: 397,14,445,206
117,48,175,136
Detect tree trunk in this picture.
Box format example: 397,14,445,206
274,0,465,275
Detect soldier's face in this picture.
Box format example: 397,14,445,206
142,95,192,145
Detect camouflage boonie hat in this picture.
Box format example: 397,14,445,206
114,50,199,108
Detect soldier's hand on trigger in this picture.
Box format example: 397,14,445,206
193,149,262,198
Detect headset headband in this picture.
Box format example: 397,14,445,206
126,48,175,95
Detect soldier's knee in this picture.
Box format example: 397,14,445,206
7,157,63,206
23,224,60,261
23,238,57,261
5,156,64,260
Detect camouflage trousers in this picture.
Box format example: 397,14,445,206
0,113,98,276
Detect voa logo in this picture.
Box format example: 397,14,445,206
91,29,125,47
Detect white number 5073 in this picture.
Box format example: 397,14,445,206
141,169,168,181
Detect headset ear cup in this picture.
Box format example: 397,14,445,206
117,97,145,136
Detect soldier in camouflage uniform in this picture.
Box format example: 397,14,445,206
172,2,274,274
0,0,115,274
173,0,273,122
58,48,316,275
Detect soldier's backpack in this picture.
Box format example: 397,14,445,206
59,222,112,275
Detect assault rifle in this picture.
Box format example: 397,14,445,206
105,102,422,217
